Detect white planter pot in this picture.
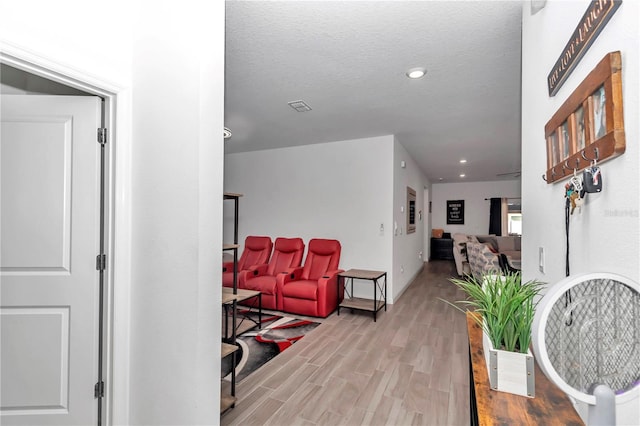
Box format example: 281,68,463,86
483,330,535,398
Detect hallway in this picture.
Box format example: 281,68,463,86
222,260,470,425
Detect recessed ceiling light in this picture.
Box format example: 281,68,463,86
460,174,466,178
460,159,467,164
406,67,426,79
439,177,444,181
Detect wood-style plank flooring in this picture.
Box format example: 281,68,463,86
221,260,470,425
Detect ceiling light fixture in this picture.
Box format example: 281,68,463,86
460,159,467,164
460,174,466,178
406,67,426,79
223,127,232,140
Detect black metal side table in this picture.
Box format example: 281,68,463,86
337,269,387,321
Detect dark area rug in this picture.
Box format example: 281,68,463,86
222,311,320,383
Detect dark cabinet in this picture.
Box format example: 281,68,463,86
431,238,454,260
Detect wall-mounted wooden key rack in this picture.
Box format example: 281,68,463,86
544,51,625,184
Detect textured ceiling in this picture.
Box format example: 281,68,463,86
224,1,523,183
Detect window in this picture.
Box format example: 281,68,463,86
506,198,522,236
508,213,522,235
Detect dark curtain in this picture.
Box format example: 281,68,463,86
489,197,502,235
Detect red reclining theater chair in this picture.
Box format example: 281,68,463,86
277,238,343,318
243,237,305,310
222,236,273,289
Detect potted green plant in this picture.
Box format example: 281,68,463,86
445,271,544,397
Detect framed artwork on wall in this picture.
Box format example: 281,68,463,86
447,200,464,225
407,187,416,234
572,105,586,152
560,120,571,161
591,85,607,140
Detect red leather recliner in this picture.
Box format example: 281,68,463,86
277,238,343,318
243,237,305,310
222,236,273,289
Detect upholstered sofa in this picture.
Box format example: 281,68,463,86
452,233,521,276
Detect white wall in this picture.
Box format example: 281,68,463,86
1,1,225,425
392,138,430,301
522,1,639,423
129,5,224,425
431,180,521,235
224,135,396,300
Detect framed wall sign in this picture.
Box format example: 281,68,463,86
447,200,465,225
407,187,416,234
547,0,622,96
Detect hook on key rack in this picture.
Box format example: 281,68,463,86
543,167,559,183
581,147,600,162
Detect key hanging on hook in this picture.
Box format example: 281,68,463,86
583,160,603,193
570,170,583,192
569,171,584,215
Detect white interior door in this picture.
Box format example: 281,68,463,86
1,95,102,425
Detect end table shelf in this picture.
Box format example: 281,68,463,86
222,287,262,338
338,269,387,321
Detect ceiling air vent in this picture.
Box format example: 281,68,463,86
287,100,312,112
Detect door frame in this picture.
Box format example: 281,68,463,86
1,45,132,426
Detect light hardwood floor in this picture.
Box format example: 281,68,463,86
221,260,470,426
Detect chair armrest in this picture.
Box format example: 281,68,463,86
320,269,343,280
317,269,345,317
282,266,304,281
247,263,269,277
276,266,303,288
275,266,303,311
318,269,344,293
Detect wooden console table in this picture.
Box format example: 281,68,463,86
337,269,387,321
467,312,583,425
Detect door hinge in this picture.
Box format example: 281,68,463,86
97,128,107,145
96,254,106,271
94,381,105,399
